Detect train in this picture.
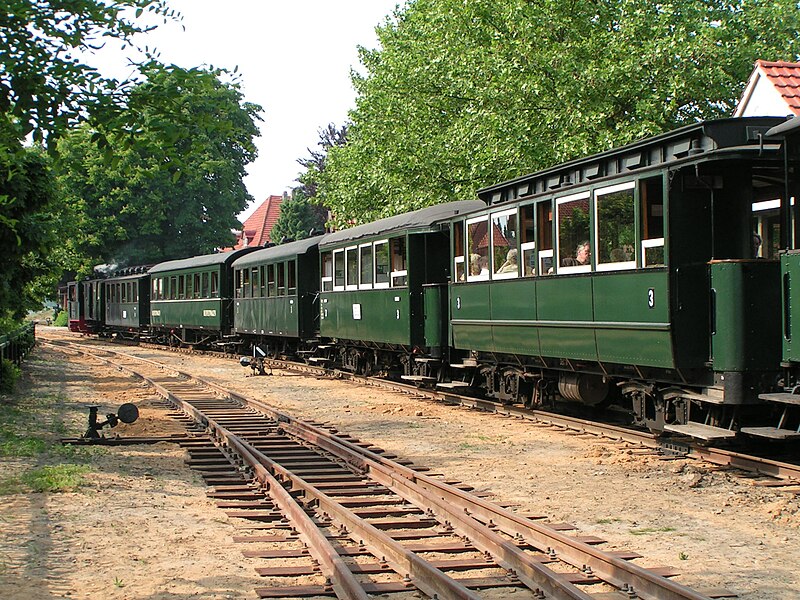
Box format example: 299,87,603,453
67,116,800,442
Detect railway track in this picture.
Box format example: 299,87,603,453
134,340,800,485
42,337,720,600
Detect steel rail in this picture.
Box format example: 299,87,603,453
40,340,368,600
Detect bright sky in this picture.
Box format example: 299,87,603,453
89,0,401,221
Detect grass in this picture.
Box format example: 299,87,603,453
0,391,101,495
0,464,90,495
596,517,621,525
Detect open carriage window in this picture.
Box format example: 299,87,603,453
641,176,665,267
193,273,201,298
538,201,554,275
333,249,345,290
242,268,251,298
595,182,636,271
466,216,490,281
346,246,359,290
201,273,209,298
321,252,333,292
520,204,536,277
453,221,466,282
252,267,261,298
359,244,373,288
557,192,591,273
211,272,219,297
265,264,274,297
374,241,390,287
491,208,519,279
277,263,286,296
390,237,407,287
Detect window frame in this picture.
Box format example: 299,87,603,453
333,249,346,291
389,236,408,288
594,181,637,273
556,191,592,275
345,245,359,291
321,251,333,292
466,215,490,282
490,207,519,280
373,240,390,289
358,242,374,290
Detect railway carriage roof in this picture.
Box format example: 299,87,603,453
149,247,260,274
477,117,789,204
319,200,484,248
232,236,321,268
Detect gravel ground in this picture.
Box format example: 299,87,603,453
1,327,798,599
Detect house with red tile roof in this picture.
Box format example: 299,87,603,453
228,194,284,251
735,60,800,117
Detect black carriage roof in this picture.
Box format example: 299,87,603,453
319,200,485,248
477,116,789,205
149,247,260,274
232,236,321,268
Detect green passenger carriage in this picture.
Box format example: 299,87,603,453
103,268,150,337
317,200,483,377
447,117,793,439
68,278,104,334
232,237,321,356
148,247,258,346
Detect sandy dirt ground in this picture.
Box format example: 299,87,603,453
2,327,799,599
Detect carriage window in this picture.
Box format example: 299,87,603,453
267,264,275,297
538,202,554,275
251,267,260,298
520,204,536,277
334,249,345,290
492,209,519,278
186,275,192,299
287,260,297,294
467,216,490,281
242,268,251,298
107,285,111,302
641,177,665,267
211,272,219,298
346,247,358,289
374,241,390,287
158,278,164,300
235,270,242,298
453,221,466,282
596,182,636,271
390,237,407,287
360,244,373,288
152,279,157,300
170,276,177,300
133,283,138,303
277,263,286,296
193,273,201,298
557,192,591,273
321,251,333,292
201,272,209,298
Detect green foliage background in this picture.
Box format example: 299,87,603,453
317,0,800,226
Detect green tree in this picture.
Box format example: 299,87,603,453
269,190,326,244
0,0,175,317
320,0,800,225
56,64,262,268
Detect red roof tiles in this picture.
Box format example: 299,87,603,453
755,60,800,114
737,60,800,117
222,195,284,252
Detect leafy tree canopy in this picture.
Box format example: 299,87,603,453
1,0,176,146
320,0,800,226
269,190,326,244
0,0,176,318
56,63,263,269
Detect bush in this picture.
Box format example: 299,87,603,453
0,359,21,394
53,310,68,327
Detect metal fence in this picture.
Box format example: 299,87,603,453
0,322,36,391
